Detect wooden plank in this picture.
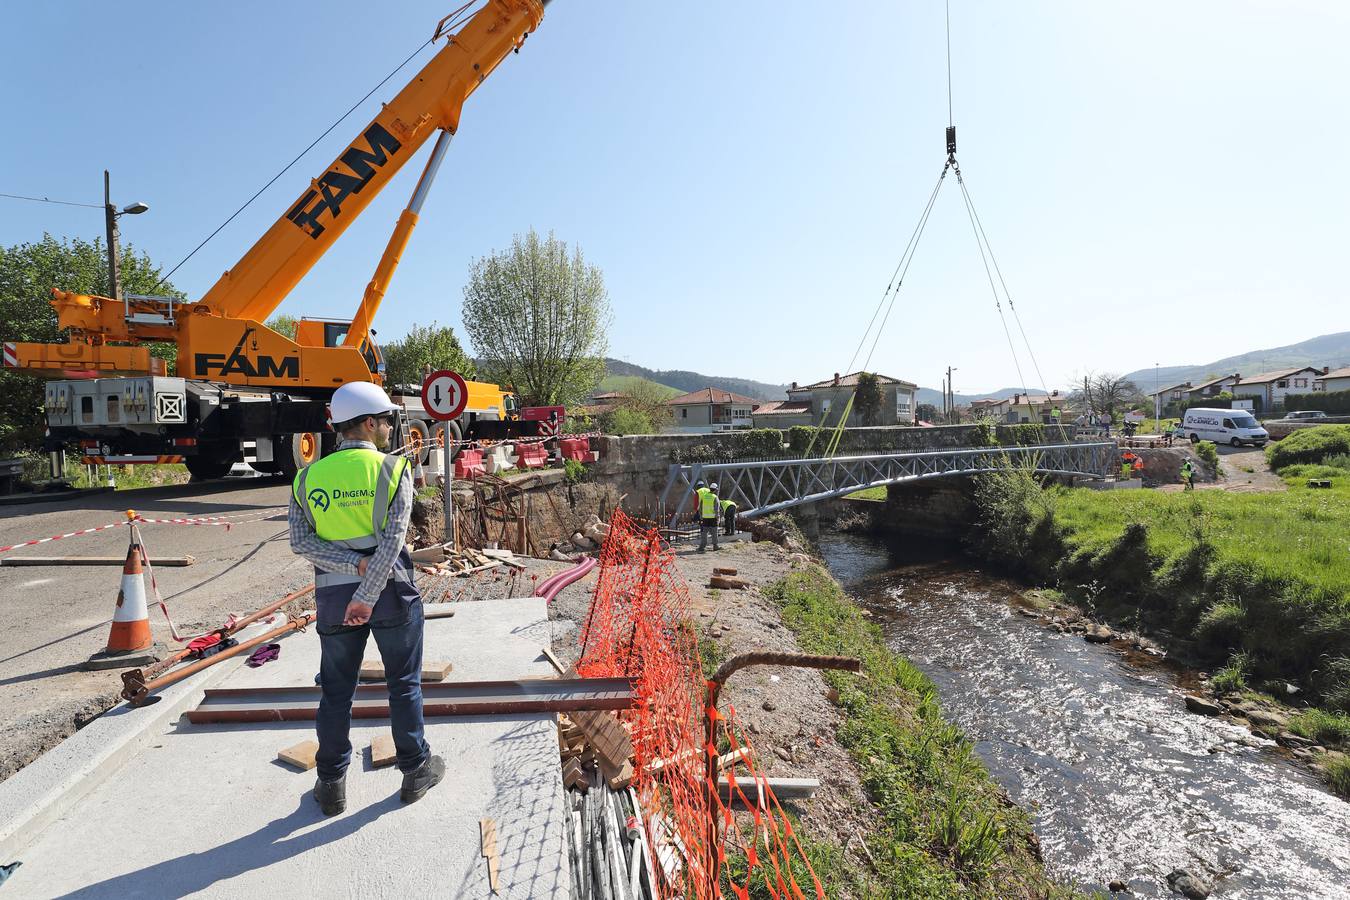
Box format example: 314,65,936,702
712,567,738,576
1,555,195,567
541,646,568,676
370,734,397,768
605,758,634,791
423,604,457,619
421,660,453,682
359,660,384,680
570,709,633,771
277,739,318,771
480,818,501,893
709,575,748,590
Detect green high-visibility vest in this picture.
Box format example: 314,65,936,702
721,498,737,512
697,488,718,518
292,447,409,547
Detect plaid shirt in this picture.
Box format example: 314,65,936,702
287,439,415,607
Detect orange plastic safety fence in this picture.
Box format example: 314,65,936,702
577,510,826,899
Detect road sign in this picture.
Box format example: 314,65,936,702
421,370,468,422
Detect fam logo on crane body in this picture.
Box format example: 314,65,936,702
285,123,404,240
193,327,300,380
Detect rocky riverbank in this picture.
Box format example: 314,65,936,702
1011,588,1350,798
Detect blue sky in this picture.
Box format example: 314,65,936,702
2,1,1347,396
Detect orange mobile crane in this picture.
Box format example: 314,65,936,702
3,0,554,479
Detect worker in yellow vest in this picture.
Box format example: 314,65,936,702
695,480,720,552
289,381,444,816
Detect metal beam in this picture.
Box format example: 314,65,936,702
185,677,636,724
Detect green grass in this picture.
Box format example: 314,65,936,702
69,463,190,491
764,566,1077,898
1325,755,1350,797
1266,424,1350,470
846,486,887,501
1052,478,1350,600
597,374,683,398
1289,708,1350,746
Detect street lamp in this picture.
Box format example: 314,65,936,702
104,170,149,302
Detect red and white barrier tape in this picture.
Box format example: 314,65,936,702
0,507,287,554
0,520,129,554
130,521,208,643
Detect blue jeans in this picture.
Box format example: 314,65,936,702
315,602,429,782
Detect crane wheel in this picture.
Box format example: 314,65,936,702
407,420,430,466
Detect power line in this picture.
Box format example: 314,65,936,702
0,191,102,210
151,34,436,292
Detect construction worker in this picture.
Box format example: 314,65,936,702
1181,459,1195,491
695,480,720,551
721,495,738,537
289,381,444,816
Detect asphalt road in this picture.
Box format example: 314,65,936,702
0,478,312,782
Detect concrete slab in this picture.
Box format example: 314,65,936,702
5,597,569,899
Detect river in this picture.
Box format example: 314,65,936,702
818,530,1350,899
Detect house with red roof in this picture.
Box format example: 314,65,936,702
666,387,758,433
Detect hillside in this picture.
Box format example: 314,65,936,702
597,374,682,398
604,359,787,401
1122,331,1350,389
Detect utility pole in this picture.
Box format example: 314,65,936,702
104,170,122,302
102,171,149,303
945,366,957,424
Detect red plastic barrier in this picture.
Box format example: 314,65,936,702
517,443,548,469
560,437,591,462
454,449,485,479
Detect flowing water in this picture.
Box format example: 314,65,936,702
818,531,1350,899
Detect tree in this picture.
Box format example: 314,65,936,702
609,379,673,433
916,402,939,422
600,407,653,436
380,321,475,388
854,372,883,426
461,230,611,408
1068,371,1142,422
266,314,297,340
0,234,182,453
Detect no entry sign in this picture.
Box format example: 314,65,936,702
421,370,469,422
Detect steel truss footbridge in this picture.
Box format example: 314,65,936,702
661,442,1116,525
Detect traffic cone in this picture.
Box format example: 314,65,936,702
86,526,160,670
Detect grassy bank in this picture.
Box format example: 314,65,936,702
765,566,1074,898
967,465,1350,713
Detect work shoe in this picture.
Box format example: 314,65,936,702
313,776,346,816
400,755,446,804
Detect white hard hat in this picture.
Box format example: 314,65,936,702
710,482,719,491
329,381,399,425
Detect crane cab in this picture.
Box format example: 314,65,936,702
295,317,382,377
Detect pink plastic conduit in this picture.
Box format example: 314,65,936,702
534,555,596,603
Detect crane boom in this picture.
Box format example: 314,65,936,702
6,0,545,389
208,0,545,324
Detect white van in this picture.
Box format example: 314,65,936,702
1182,407,1269,447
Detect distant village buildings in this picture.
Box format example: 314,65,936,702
753,372,918,429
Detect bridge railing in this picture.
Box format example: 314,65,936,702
661,442,1116,525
